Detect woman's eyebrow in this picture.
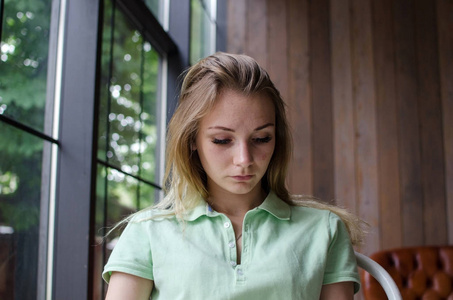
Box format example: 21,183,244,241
207,123,275,132
254,123,275,131
207,126,234,132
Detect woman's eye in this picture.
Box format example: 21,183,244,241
212,138,231,145
253,136,272,144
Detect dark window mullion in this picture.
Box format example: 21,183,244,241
0,114,59,145
97,158,161,190
100,0,117,297
136,38,147,210
0,0,4,42
116,0,176,55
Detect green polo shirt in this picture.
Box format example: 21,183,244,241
103,191,360,299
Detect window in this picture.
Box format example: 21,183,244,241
0,0,224,298
0,0,56,298
190,0,217,64
145,0,168,27
92,1,163,297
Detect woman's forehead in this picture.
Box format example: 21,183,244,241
198,89,275,130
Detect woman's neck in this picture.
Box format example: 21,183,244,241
207,186,267,217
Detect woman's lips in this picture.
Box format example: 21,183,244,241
231,175,253,181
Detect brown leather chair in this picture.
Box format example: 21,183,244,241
361,246,453,300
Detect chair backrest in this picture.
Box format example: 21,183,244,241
360,246,453,299
355,251,402,300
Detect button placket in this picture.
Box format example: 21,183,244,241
222,218,237,269
235,266,245,283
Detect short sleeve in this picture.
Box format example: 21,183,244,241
102,218,154,283
323,212,361,293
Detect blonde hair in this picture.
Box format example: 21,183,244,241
131,52,366,245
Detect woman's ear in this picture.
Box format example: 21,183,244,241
191,143,197,151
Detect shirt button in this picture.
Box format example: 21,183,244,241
230,261,237,267
228,242,235,248
237,269,243,275
224,222,231,228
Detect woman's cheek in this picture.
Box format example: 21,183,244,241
258,148,274,162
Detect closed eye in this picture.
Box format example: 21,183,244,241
212,138,231,145
253,136,272,144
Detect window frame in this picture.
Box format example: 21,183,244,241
51,0,190,299
0,0,226,298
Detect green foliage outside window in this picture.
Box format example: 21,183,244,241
96,0,160,238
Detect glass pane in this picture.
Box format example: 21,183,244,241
190,0,216,64
140,44,159,182
107,13,143,174
97,0,114,164
0,121,46,299
93,2,162,297
97,0,160,183
139,182,156,210
144,0,166,27
92,164,107,300
0,0,52,132
93,165,145,300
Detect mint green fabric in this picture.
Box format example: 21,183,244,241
103,191,360,299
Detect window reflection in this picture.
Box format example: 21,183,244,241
190,0,216,64
145,0,166,26
0,122,47,299
93,1,161,298
0,0,54,298
0,0,52,132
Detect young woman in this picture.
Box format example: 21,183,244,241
103,52,365,299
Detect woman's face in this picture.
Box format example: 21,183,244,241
195,89,276,198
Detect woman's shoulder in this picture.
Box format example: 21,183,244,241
287,195,367,246
129,207,177,223
289,204,333,223
287,197,347,229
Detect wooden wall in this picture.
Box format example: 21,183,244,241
226,0,453,255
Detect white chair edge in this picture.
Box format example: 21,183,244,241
355,251,402,300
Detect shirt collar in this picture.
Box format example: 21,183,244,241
257,190,291,220
183,190,291,222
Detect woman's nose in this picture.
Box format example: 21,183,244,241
233,142,253,167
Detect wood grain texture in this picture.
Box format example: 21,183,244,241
372,0,402,249
351,0,380,255
393,0,424,246
246,0,268,68
436,0,453,244
415,0,447,245
267,0,288,102
331,0,357,213
310,0,334,202
226,0,247,54
287,0,312,195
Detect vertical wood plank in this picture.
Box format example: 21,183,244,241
267,0,288,102
415,0,447,245
331,0,357,213
393,0,424,246
310,0,334,201
351,0,380,255
436,0,453,243
287,0,312,195
226,0,247,54
246,0,268,68
372,0,402,249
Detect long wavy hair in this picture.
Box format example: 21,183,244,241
159,52,291,211
134,52,366,245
